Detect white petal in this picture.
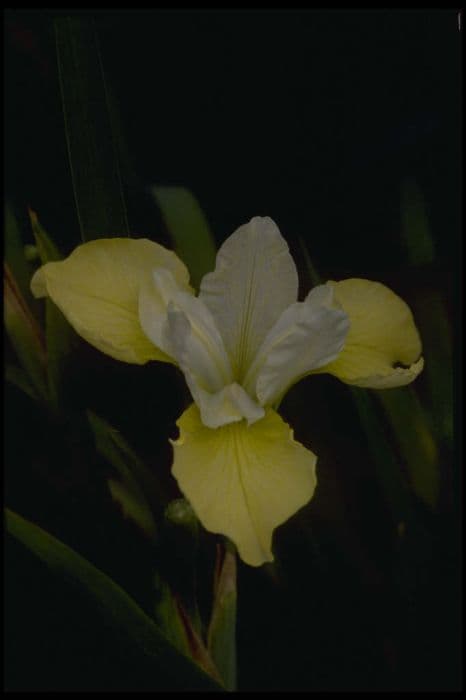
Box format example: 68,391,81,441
249,285,350,406
166,301,264,428
166,295,233,391
191,383,265,429
139,268,233,386
139,269,263,427
138,267,188,357
199,217,298,382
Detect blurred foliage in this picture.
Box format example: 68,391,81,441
5,509,222,691
54,17,129,240
152,186,217,291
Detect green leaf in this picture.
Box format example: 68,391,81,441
162,499,202,636
4,263,48,402
154,572,192,657
350,388,416,527
299,239,415,529
5,508,224,692
413,289,453,447
375,387,439,509
399,179,452,446
45,300,75,412
5,363,38,400
29,208,62,264
87,410,165,536
55,17,129,241
29,209,75,411
208,543,237,692
4,203,36,307
107,479,157,540
401,178,435,268
153,574,222,686
152,186,217,290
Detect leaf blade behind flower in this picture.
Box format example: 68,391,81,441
87,410,166,537
55,17,129,241
5,508,224,691
152,186,217,290
4,262,48,402
29,209,76,412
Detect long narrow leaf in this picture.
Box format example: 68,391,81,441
29,209,75,411
413,289,453,446
401,178,435,267
152,186,216,290
5,364,38,401
4,203,36,306
29,208,62,263
5,509,223,691
400,179,452,445
299,238,416,527
351,388,415,527
375,387,439,509
4,263,48,402
207,543,237,691
55,17,129,240
87,410,166,535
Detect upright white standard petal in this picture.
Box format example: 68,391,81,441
166,302,264,429
139,262,265,428
199,217,298,382
247,285,350,406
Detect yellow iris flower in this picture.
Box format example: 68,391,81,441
31,217,423,566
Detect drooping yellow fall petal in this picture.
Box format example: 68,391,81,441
31,238,191,364
322,278,423,388
171,404,317,566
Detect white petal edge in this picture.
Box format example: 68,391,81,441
199,216,299,381
247,284,350,406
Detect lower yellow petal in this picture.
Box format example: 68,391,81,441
31,238,191,365
322,279,423,388
171,404,317,567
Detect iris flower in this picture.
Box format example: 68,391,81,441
31,217,423,566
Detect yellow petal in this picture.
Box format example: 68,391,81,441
31,238,191,364
171,404,317,567
322,279,423,388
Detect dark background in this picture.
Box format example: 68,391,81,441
4,9,462,691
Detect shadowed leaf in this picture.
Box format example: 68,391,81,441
55,17,129,241
401,178,435,268
5,508,224,692
208,543,237,691
29,209,75,411
152,186,216,290
375,387,439,509
87,410,166,534
4,263,48,402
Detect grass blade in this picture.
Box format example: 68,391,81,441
152,186,216,290
5,508,223,691
55,17,129,241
